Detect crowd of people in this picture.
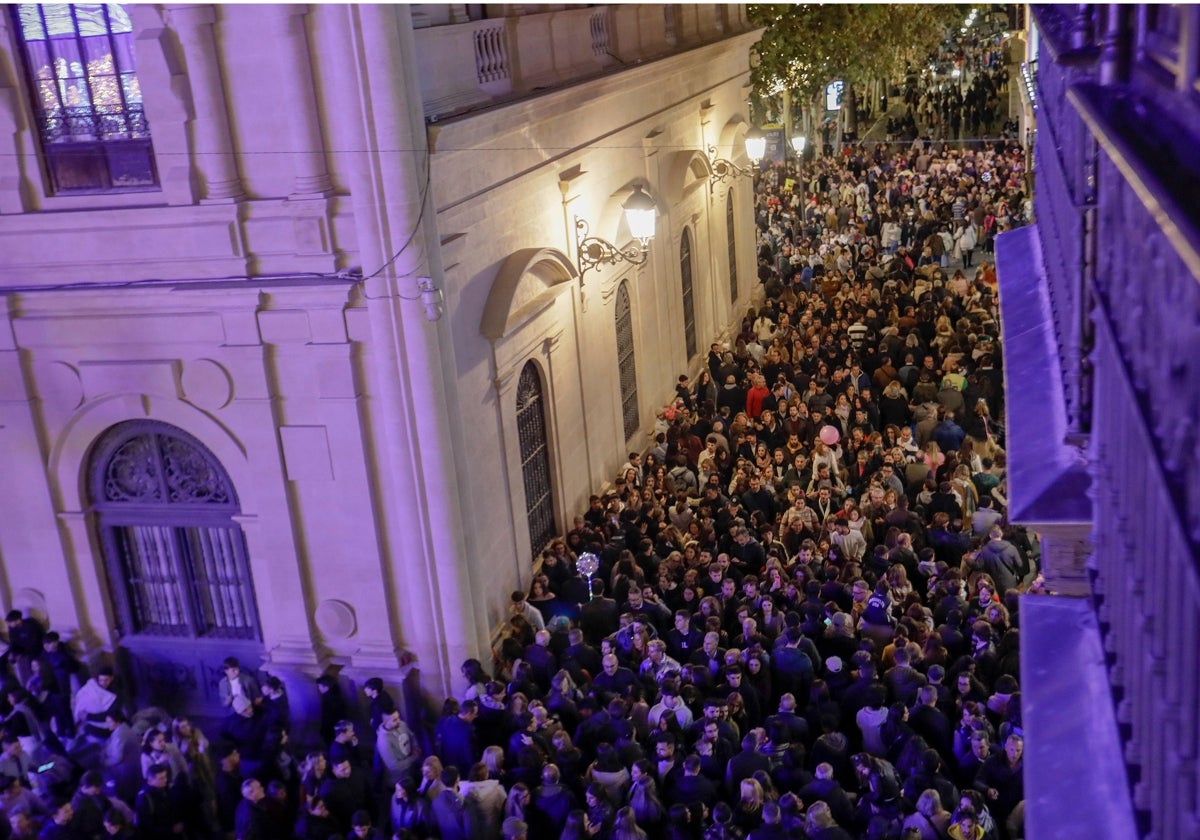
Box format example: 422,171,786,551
0,32,1037,840
467,41,1034,840
888,61,1010,145
901,28,1011,143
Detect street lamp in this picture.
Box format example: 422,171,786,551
574,185,657,285
790,133,807,219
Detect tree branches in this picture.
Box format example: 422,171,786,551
749,4,967,101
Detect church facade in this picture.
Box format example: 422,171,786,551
0,4,761,720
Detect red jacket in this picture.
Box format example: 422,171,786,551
746,385,770,418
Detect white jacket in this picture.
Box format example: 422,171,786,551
882,221,901,246
957,223,978,251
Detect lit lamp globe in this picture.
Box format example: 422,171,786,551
622,185,657,246
791,134,807,156
744,127,767,165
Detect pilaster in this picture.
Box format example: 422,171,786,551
167,5,245,202
267,6,334,198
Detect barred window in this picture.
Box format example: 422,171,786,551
90,422,259,640
11,4,157,192
680,227,697,359
615,281,639,441
727,189,739,304
516,362,556,555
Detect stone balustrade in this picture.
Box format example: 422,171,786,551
412,4,748,121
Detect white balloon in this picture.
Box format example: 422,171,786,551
577,552,600,577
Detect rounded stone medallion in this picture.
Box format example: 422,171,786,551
39,361,84,411
181,358,233,410
314,599,357,641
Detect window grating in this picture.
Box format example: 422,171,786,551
727,190,739,304
516,362,556,555
90,422,259,641
681,228,697,359
615,282,639,441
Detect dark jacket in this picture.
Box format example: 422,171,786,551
387,794,432,837
430,789,483,840
725,749,771,796
319,768,375,833
234,799,266,840
295,810,341,840
133,786,176,840
435,714,479,776
670,772,717,808
530,782,577,835
976,539,1023,595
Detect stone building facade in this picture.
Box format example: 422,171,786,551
0,4,761,723
1001,6,1199,838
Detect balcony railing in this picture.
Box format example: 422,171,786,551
1031,6,1099,443
412,4,749,121
1027,5,1200,837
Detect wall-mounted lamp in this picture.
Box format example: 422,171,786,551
707,126,766,186
707,145,755,186
574,185,657,285
743,126,767,164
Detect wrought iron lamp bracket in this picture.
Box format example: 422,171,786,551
707,145,756,186
575,216,648,285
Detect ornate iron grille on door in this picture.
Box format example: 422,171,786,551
90,421,259,640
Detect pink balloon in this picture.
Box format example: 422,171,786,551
819,425,840,445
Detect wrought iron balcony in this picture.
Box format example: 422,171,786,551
1010,6,1200,838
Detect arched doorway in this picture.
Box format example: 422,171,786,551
89,420,262,715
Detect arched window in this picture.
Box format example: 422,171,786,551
89,421,258,640
726,189,739,304
10,4,156,193
680,228,697,359
615,281,639,441
516,362,555,554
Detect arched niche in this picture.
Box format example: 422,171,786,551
481,247,576,340
716,116,752,162
482,250,577,597
664,150,713,206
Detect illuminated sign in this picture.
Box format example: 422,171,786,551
825,80,844,111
